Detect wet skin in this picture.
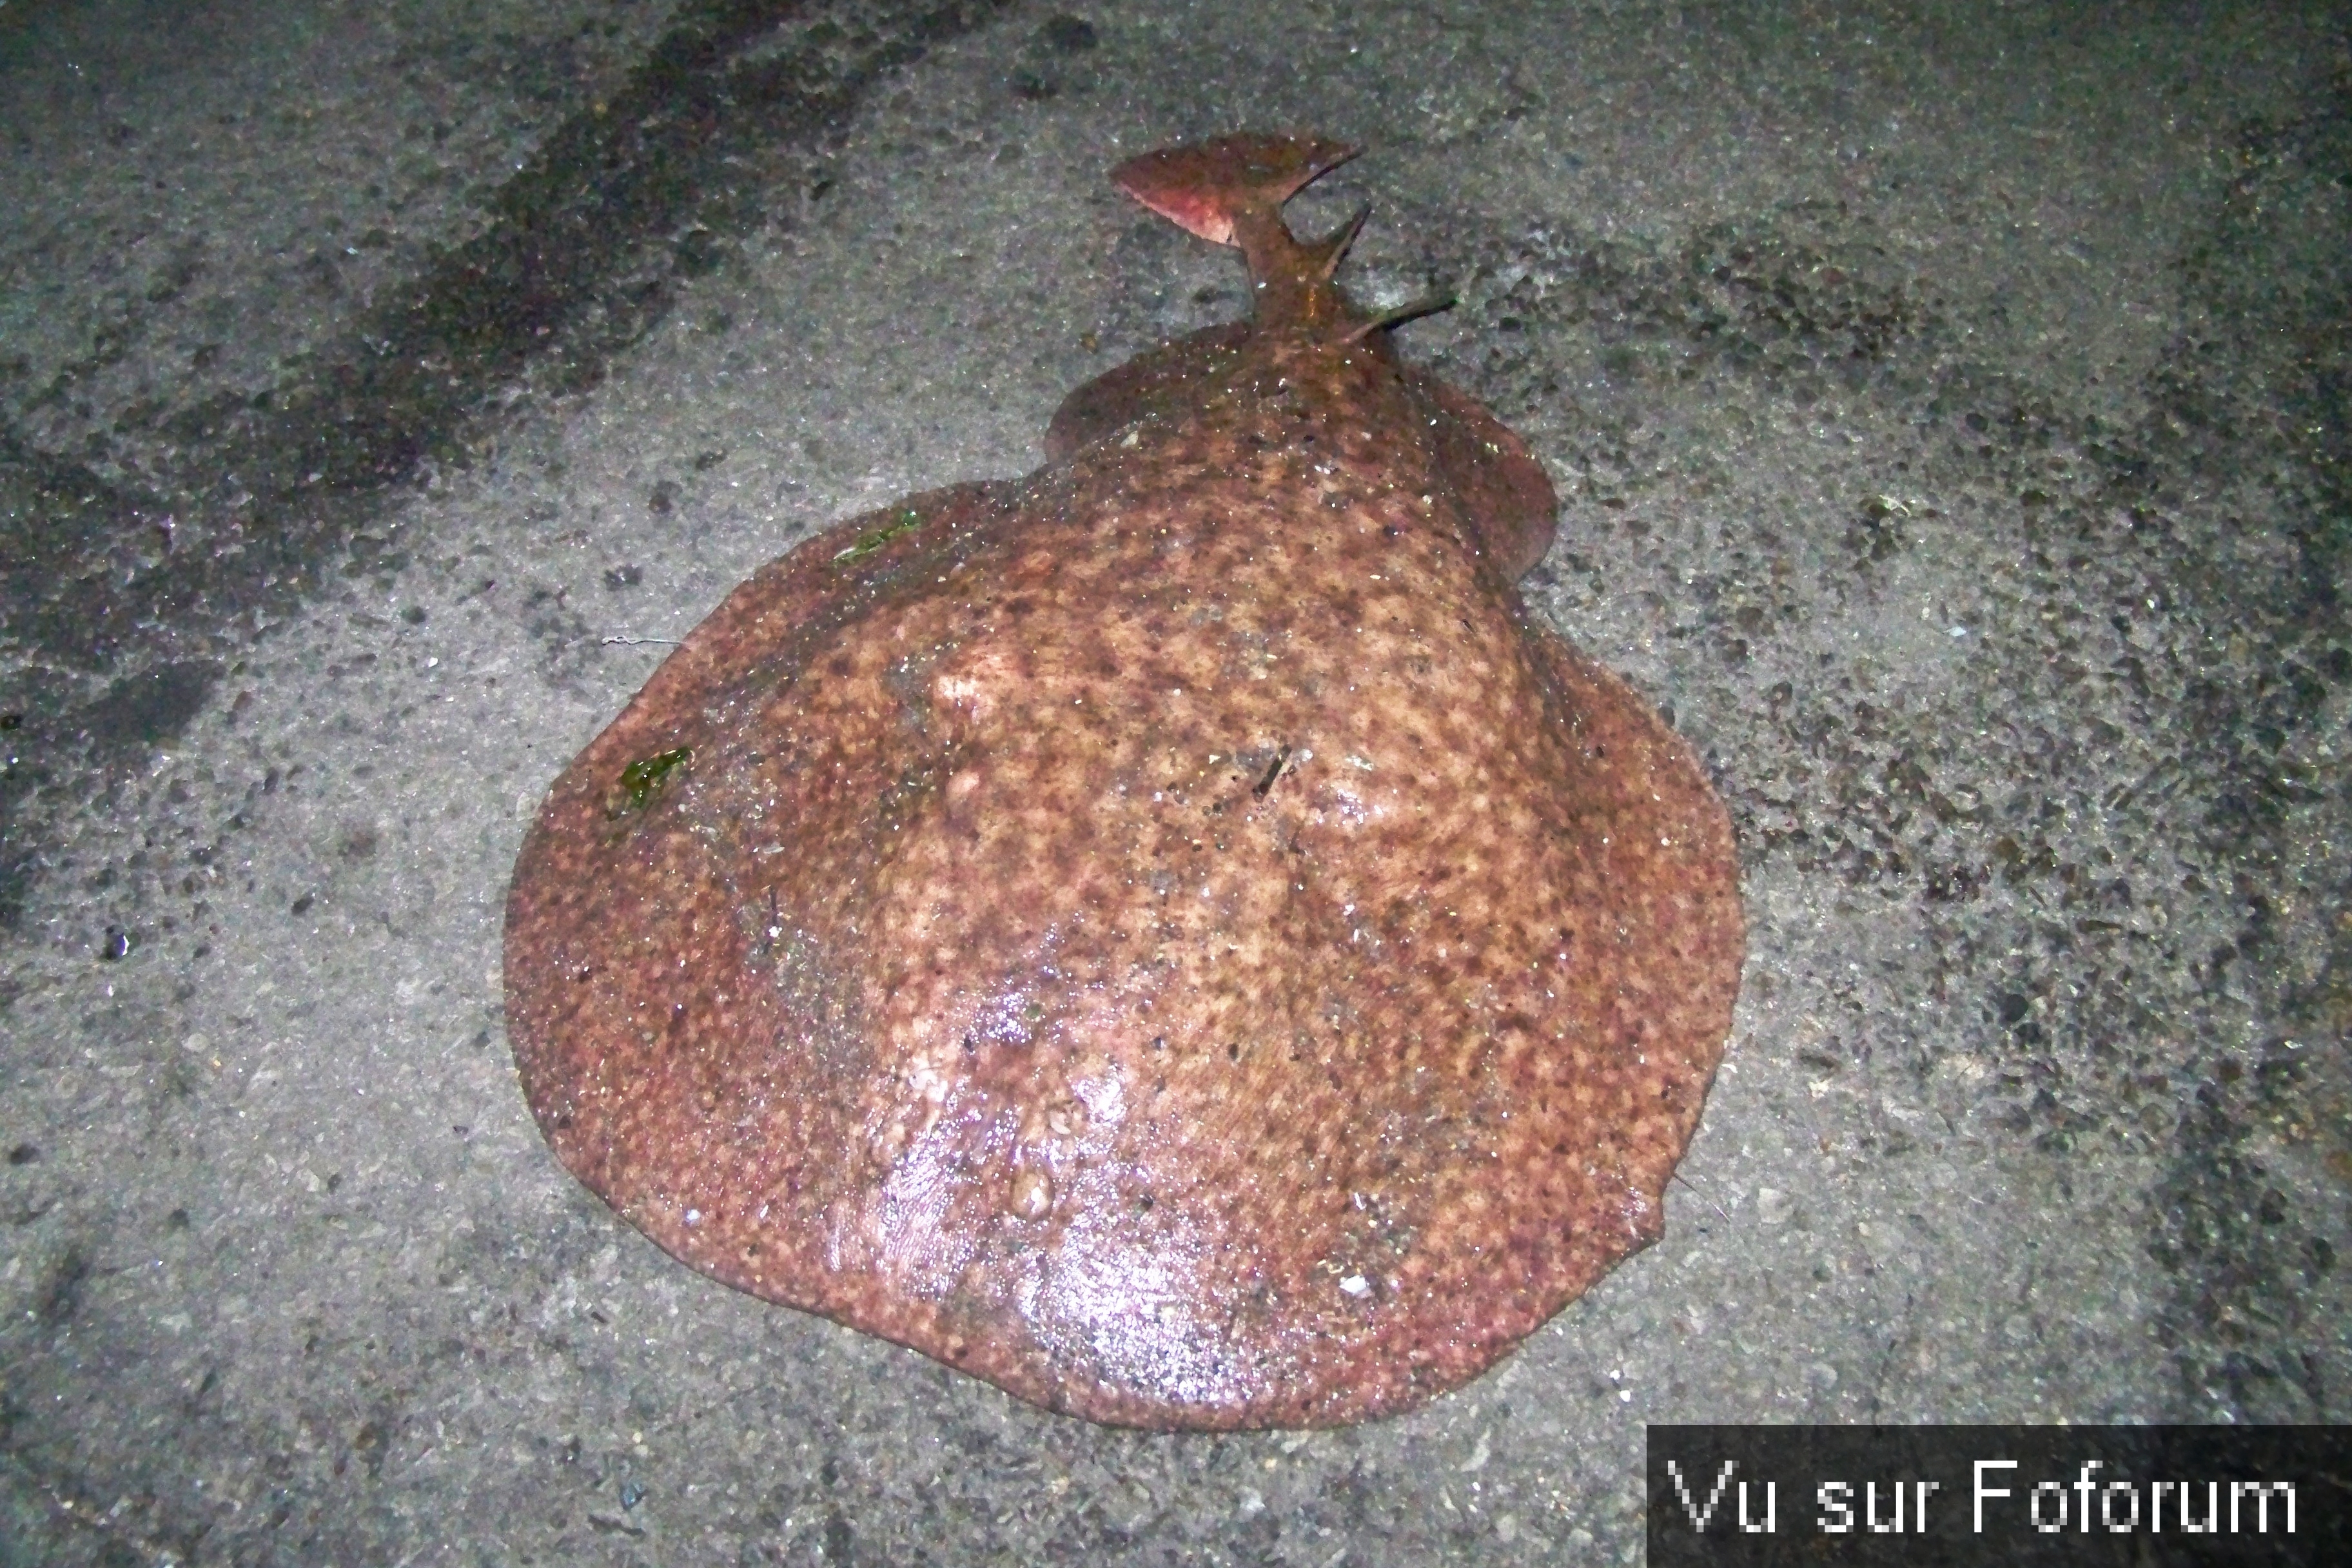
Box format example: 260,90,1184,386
503,135,1743,1429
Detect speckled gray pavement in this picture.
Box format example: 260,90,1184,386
2,1,2346,1563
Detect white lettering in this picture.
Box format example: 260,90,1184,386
2075,1460,2103,1531
1974,1460,2016,1533
2232,1480,2294,1534
1665,1459,1736,1533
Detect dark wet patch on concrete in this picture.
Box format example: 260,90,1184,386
2131,63,2349,1422
0,0,1018,917
77,663,222,756
2149,1044,2346,1420
33,1246,89,1328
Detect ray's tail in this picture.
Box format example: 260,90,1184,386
1111,134,1375,333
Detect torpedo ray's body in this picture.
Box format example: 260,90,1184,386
504,134,1743,1429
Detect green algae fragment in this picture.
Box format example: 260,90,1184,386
832,508,924,567
614,746,691,814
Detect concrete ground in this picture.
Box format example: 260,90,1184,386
2,0,2346,1562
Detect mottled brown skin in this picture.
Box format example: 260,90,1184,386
504,135,1742,1429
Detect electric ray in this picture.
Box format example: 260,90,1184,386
504,133,1743,1429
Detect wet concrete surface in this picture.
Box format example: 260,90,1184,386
1,0,2346,1562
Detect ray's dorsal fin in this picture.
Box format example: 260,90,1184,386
1305,204,1371,280
1343,288,1456,342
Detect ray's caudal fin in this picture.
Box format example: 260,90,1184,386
1110,133,1451,337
